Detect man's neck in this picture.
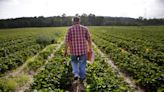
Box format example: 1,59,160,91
73,22,80,25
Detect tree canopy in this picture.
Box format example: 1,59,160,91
0,14,164,28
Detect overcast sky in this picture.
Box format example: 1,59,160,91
0,0,164,19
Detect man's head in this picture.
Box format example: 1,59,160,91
72,16,80,24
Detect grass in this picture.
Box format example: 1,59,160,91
0,74,30,91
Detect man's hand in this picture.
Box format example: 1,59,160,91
88,48,92,53
88,39,92,53
64,50,68,57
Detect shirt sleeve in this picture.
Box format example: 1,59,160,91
65,29,70,44
86,27,91,41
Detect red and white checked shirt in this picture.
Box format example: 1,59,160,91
65,23,91,56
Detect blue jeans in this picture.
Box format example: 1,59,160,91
71,54,87,80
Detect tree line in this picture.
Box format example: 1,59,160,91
0,14,164,28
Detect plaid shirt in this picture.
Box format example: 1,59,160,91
65,23,90,56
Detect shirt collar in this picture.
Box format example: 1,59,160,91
73,22,80,25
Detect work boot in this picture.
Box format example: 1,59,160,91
74,76,79,81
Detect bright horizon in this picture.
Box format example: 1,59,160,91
0,0,164,19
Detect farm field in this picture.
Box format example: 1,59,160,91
0,27,65,75
0,26,163,92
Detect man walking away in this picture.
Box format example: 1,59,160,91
64,16,92,91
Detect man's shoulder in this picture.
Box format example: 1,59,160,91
68,26,73,29
68,26,74,31
80,25,88,30
68,24,88,31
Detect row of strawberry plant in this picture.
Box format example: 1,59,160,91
0,44,42,75
0,28,65,75
0,35,34,47
0,44,59,92
93,28,164,52
95,26,164,43
0,40,36,57
92,35,163,91
27,47,69,92
93,30,164,52
92,30,164,66
86,48,132,91
90,26,164,52
28,45,132,92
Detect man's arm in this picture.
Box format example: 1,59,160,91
64,42,69,56
88,37,92,52
64,30,70,56
86,28,92,52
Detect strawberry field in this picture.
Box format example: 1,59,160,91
0,26,163,92
90,26,164,92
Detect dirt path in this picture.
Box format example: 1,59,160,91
93,42,144,92
16,41,64,92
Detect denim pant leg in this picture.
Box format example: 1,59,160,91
71,55,79,77
79,54,87,80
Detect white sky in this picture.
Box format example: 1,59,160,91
0,0,164,19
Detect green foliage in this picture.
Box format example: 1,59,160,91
90,26,164,91
28,48,69,91
0,14,164,29
36,35,56,46
5,79,17,91
16,75,29,85
157,88,164,92
0,75,30,92
27,59,43,72
86,48,131,91
0,27,65,75
0,78,17,92
0,26,164,92
28,46,132,92
26,44,57,72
